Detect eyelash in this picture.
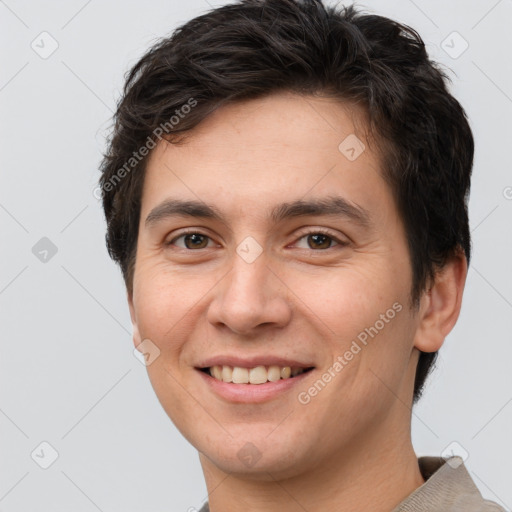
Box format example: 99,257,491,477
166,228,348,251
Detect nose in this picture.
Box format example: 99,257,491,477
207,249,292,336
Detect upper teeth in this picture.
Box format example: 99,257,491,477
209,365,306,384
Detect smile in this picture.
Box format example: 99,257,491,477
201,365,315,384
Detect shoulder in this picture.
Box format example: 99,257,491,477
392,456,506,512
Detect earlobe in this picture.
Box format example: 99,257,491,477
413,250,468,353
127,290,142,349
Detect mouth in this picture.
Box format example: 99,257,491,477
198,365,315,384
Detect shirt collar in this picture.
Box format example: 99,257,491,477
391,456,501,511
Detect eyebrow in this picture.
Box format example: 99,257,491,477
145,196,372,229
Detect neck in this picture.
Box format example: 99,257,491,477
199,418,425,512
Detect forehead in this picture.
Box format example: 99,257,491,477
141,92,391,225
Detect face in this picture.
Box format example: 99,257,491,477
129,92,423,480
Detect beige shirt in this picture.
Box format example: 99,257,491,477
391,456,505,511
198,456,506,512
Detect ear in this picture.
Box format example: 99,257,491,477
127,289,142,349
413,249,468,353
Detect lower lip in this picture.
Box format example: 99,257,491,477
196,369,314,403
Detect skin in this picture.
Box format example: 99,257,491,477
128,92,467,512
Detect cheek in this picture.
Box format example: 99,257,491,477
289,260,408,337
132,262,209,353
289,261,414,394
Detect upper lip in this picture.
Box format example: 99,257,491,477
196,355,315,369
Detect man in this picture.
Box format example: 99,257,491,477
99,1,505,510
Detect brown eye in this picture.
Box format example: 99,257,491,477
306,233,333,250
183,234,209,249
168,232,213,249
293,229,348,251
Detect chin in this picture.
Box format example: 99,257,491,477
196,429,315,480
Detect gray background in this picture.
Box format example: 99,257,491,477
1,0,511,510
